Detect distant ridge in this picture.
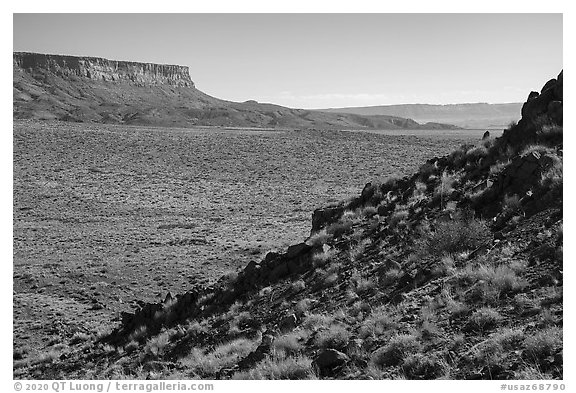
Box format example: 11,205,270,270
13,52,459,130
317,102,523,129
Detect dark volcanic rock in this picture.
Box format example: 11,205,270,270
313,349,349,376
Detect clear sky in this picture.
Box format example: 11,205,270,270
13,13,562,108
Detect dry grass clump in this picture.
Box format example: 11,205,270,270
358,307,398,339
272,331,307,356
466,307,503,334
401,353,447,379
232,355,317,380
325,220,353,238
416,211,490,258
388,208,409,230
302,313,334,331
349,238,372,263
371,333,421,368
306,229,332,247
540,155,562,192
452,263,528,304
181,338,258,377
314,324,351,351
143,330,172,358
523,326,562,361
312,247,338,268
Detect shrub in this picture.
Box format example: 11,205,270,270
371,334,421,367
232,355,316,380
314,324,351,351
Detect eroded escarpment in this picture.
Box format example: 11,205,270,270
14,52,194,87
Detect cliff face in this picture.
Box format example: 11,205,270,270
13,52,194,87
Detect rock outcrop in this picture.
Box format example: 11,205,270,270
14,52,194,87
501,70,563,148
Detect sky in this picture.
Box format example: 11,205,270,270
13,13,563,109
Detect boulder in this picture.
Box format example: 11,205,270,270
286,243,311,259
278,314,298,333
313,349,349,376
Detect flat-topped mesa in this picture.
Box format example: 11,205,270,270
13,52,194,88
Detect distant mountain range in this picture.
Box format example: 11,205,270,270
317,103,523,129
13,52,459,131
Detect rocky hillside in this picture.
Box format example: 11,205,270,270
13,52,459,130
318,103,523,129
14,71,562,380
